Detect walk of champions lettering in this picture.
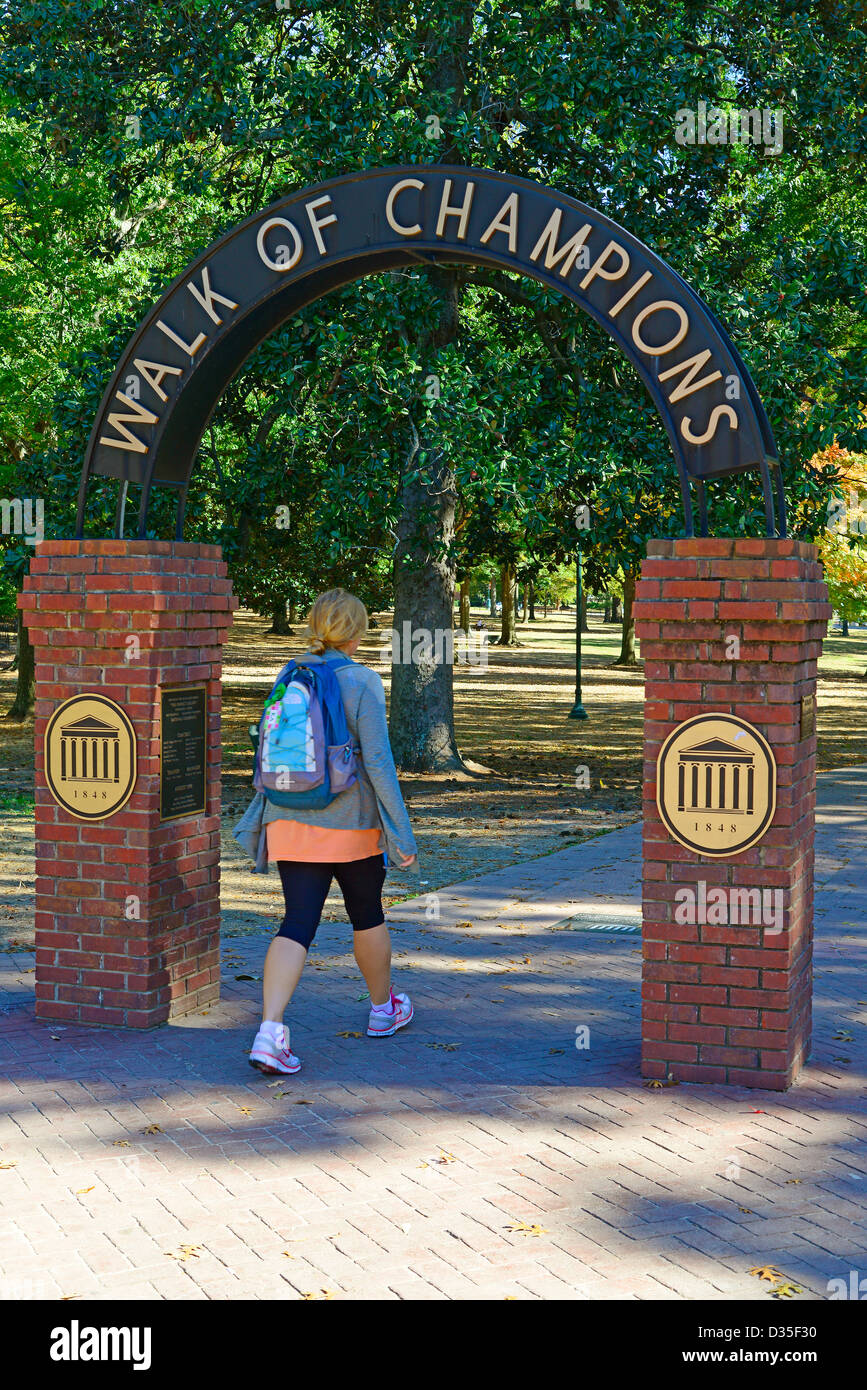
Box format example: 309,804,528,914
89,168,760,491
656,714,777,857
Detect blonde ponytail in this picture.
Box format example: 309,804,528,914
305,588,368,654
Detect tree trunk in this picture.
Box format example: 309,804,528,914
384,13,474,773
611,596,622,623
497,564,519,645
528,581,536,621
603,595,612,623
268,597,294,635
7,610,34,719
458,576,470,632
489,578,497,618
288,600,298,623
615,570,638,665
389,262,465,772
389,423,462,771
520,584,528,622
840,616,850,636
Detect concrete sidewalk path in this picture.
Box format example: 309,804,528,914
0,768,865,1301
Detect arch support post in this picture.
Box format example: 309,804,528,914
19,540,237,1028
635,538,831,1090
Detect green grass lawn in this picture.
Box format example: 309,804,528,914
817,628,867,675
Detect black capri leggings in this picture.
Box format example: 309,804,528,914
276,854,387,950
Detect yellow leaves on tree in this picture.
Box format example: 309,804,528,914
812,447,867,626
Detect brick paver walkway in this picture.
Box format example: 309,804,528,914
1,768,865,1301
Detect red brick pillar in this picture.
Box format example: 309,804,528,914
20,540,237,1028
634,538,830,1090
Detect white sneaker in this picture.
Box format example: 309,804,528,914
367,988,413,1037
248,1024,301,1075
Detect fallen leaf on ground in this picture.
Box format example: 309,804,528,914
505,1221,548,1236
749,1264,782,1282
336,1031,362,1039
770,1281,803,1299
166,1244,201,1262
425,1042,461,1051
74,1187,94,1195
283,1233,342,1244
0,1160,17,1170
143,1124,162,1135
112,1140,130,1148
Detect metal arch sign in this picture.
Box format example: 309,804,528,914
76,165,781,539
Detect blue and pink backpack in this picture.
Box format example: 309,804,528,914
251,656,360,810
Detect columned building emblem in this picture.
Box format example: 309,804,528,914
657,714,776,856
45,694,137,820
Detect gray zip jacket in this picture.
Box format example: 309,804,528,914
234,648,418,872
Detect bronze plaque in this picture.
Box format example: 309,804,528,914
45,694,137,821
160,686,207,821
800,693,817,741
657,713,777,858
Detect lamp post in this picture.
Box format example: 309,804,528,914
568,550,588,720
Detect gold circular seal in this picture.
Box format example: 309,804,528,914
44,694,137,821
656,713,776,857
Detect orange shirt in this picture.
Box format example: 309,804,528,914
266,819,382,864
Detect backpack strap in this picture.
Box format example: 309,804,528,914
264,660,298,707
308,659,351,745
271,659,297,689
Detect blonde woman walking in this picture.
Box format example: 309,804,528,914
248,589,418,1076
